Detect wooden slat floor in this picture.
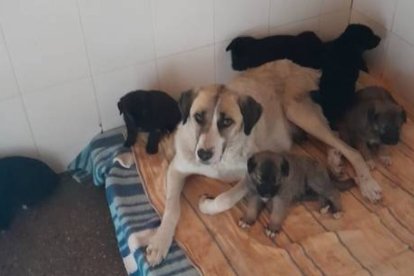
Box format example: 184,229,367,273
133,73,414,275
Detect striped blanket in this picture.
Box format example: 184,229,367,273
68,127,198,276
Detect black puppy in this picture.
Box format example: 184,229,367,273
0,156,59,230
312,24,381,128
118,90,181,154
226,31,323,71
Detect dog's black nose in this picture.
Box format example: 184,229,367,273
197,149,213,161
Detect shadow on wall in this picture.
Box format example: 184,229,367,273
158,64,195,100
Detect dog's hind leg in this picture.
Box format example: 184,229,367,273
284,97,382,202
199,177,249,215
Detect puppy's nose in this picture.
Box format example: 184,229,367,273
197,149,213,161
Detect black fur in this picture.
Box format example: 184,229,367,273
178,90,196,124
312,24,381,128
226,31,323,71
118,90,181,154
238,96,263,135
280,158,289,177
0,157,58,230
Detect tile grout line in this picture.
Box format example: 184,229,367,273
74,0,103,132
148,0,162,90
349,0,354,24
212,0,217,84
0,23,41,158
267,0,271,35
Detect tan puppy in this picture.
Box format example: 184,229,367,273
140,60,381,266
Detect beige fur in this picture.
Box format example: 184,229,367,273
143,59,382,266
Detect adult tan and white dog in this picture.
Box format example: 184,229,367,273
143,59,382,266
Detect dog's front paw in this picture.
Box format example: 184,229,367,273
333,212,343,220
238,218,254,229
320,205,330,215
146,232,173,267
265,226,279,239
198,194,216,215
366,159,376,170
358,176,382,203
379,155,392,167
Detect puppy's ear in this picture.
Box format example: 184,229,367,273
178,90,195,124
281,158,289,177
247,156,256,174
401,109,407,123
238,96,263,135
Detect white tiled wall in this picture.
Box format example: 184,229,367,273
0,0,352,171
350,0,414,103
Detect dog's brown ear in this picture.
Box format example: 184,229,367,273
281,158,289,177
178,90,195,124
238,96,262,135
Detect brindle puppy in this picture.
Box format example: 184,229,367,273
239,151,351,238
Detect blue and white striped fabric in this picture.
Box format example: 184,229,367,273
68,128,198,276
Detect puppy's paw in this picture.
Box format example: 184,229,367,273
238,218,253,229
146,232,173,267
333,212,343,220
366,159,376,170
358,176,382,203
379,155,392,167
265,227,279,239
198,194,216,215
320,205,330,215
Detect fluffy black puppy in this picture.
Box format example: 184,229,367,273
118,90,181,154
0,156,59,230
312,24,381,128
226,31,323,71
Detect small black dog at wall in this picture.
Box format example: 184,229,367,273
0,156,59,230
118,90,181,154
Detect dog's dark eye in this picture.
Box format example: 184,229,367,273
218,118,234,129
194,112,204,124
